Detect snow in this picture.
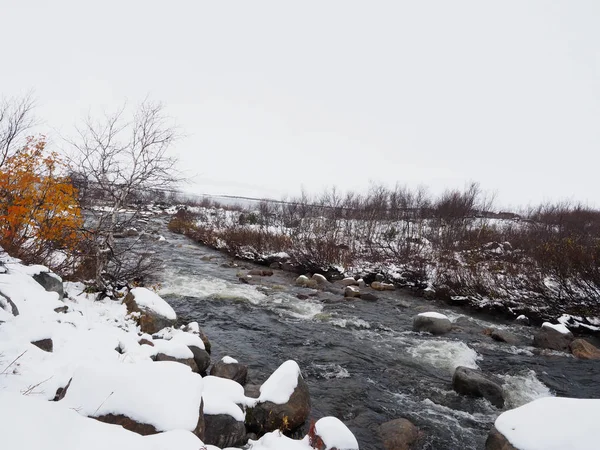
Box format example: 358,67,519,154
0,392,204,450
247,431,312,450
151,338,195,359
129,287,176,320
153,326,205,350
222,355,239,364
259,360,301,404
418,312,449,320
61,360,203,432
542,322,571,335
314,416,359,450
202,375,255,421
495,397,599,450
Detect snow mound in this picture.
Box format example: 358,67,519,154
542,322,571,335
202,375,255,421
315,416,359,450
0,392,204,450
417,312,449,320
259,360,301,404
495,397,599,450
130,287,176,320
247,430,312,449
61,360,203,432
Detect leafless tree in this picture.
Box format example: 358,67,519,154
67,100,180,290
0,94,36,168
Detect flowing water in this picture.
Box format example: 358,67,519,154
146,219,600,450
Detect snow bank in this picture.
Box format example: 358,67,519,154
541,322,571,335
259,360,301,404
495,397,599,450
61,360,203,432
0,392,204,450
130,287,176,320
314,416,359,450
202,375,255,421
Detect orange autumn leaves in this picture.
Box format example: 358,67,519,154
0,136,82,263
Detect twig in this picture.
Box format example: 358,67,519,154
0,350,27,375
93,391,114,415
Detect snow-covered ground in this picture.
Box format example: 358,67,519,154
0,249,359,449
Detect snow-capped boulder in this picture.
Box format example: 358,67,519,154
210,356,248,385
344,285,361,298
379,418,420,450
246,360,311,434
341,277,359,286
515,315,530,326
153,327,211,373
371,281,396,291
123,288,176,334
570,339,600,360
153,339,199,373
413,312,452,335
296,275,318,288
184,321,212,354
452,366,504,408
32,270,64,299
309,416,359,450
532,322,574,351
486,397,600,450
60,360,205,438
311,273,329,285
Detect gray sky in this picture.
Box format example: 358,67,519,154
1,1,599,208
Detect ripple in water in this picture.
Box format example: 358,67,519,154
407,339,481,373
499,370,553,408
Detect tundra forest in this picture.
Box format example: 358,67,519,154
1,93,599,450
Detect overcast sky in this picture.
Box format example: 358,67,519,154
1,1,599,209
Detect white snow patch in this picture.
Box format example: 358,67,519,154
542,322,571,335
130,287,176,321
222,355,239,364
259,360,301,404
314,416,359,450
202,375,255,421
418,312,449,320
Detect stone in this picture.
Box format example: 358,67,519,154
341,277,359,286
269,262,281,270
570,339,600,360
533,325,574,351
296,294,309,300
412,314,452,335
452,366,505,408
344,286,361,298
248,269,274,276
32,271,64,299
203,414,247,448
210,360,248,385
122,291,176,335
361,293,378,302
189,345,211,373
490,329,520,345
311,273,328,285
54,305,69,314
371,281,395,291
31,338,53,352
379,418,419,450
0,293,19,316
515,315,530,326
423,288,436,300
245,375,311,434
154,353,199,373
485,426,518,450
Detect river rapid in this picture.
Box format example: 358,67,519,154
146,218,600,450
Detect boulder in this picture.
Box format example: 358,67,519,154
309,416,359,450
210,357,248,385
296,275,318,288
485,426,517,450
183,323,212,354
515,315,530,326
189,346,211,373
412,312,452,335
32,271,64,299
423,287,436,300
371,281,396,291
311,273,329,285
532,323,574,351
31,338,53,352
379,418,419,450
245,361,311,434
203,414,247,448
361,293,378,302
123,288,176,334
344,286,361,298
452,366,505,408
490,329,520,345
341,277,359,286
248,269,274,276
155,353,199,373
570,339,600,360
269,262,281,270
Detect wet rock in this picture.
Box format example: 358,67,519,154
0,293,19,316
203,413,247,448
452,366,504,408
33,271,64,299
244,384,261,399
269,262,281,270
296,293,309,300
210,358,248,385
371,281,396,291
341,277,359,286
361,293,378,302
248,269,274,276
490,329,520,345
123,291,176,335
31,338,53,352
296,275,318,288
485,426,517,450
422,287,436,300
246,372,311,434
155,352,199,373
189,346,211,373
533,324,574,352
515,315,530,326
412,313,452,335
379,418,419,450
311,273,329,285
344,286,361,298
570,339,600,360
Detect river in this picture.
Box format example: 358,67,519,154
146,217,600,450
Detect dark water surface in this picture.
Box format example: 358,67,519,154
150,220,600,450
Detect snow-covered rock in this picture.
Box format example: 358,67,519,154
533,322,574,351
344,285,361,298
311,273,329,285
413,312,452,335
123,288,176,334
210,356,248,385
341,277,359,286
487,397,600,450
312,416,359,450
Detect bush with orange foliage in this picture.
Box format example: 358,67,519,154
0,136,83,270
